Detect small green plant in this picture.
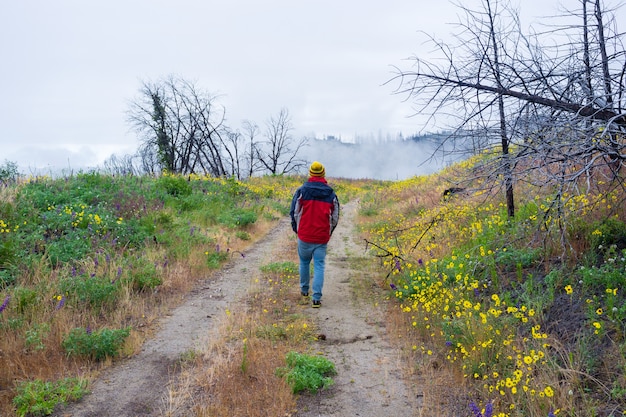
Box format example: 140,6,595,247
62,327,130,361
25,323,51,352
276,351,336,394
59,274,119,309
236,230,251,240
13,377,88,417
156,175,192,197
217,207,257,228
206,248,229,269
0,268,16,289
127,260,162,291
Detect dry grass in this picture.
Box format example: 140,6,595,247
0,214,277,416
162,235,313,417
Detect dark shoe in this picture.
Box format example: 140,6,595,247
301,291,309,297
312,300,321,308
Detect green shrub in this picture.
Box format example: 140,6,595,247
217,208,257,228
62,327,130,361
495,247,541,271
46,234,92,266
14,286,38,314
156,175,192,197
276,351,336,394
236,231,251,240
25,323,51,352
0,268,16,289
206,250,229,269
0,235,18,271
127,261,162,291
13,377,88,417
59,274,119,309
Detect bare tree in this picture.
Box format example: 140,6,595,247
241,120,262,178
127,75,229,176
390,0,626,220
256,108,308,175
102,153,138,176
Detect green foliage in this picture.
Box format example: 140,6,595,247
206,249,229,269
236,231,251,240
579,246,626,291
0,234,18,272
25,323,51,352
46,233,92,266
0,268,16,289
13,377,88,417
59,274,119,310
127,260,162,291
217,207,257,228
589,217,626,250
276,351,336,394
14,286,38,314
495,247,541,272
156,175,192,197
62,327,130,361
260,261,298,275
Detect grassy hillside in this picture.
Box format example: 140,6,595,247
357,156,626,416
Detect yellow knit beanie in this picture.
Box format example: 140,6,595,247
309,161,325,177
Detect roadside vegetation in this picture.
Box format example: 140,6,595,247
0,170,312,416
1,150,626,416
358,152,626,416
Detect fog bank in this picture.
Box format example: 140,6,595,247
302,138,448,181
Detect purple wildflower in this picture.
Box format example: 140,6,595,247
469,401,482,417
216,244,220,252
117,266,122,278
474,288,480,297
390,283,397,290
445,340,453,347
94,257,99,268
418,258,423,266
55,295,65,310
105,253,111,264
394,258,402,272
86,325,92,335
0,295,10,313
548,408,556,417
484,401,493,417
190,226,195,236
71,266,77,277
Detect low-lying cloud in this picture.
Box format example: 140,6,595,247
302,138,449,180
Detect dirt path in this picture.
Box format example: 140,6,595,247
294,200,419,417
54,200,419,417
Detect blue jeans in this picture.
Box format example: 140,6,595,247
297,239,327,301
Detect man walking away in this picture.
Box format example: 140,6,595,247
290,161,340,308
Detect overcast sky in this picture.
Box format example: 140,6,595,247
1,1,624,177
